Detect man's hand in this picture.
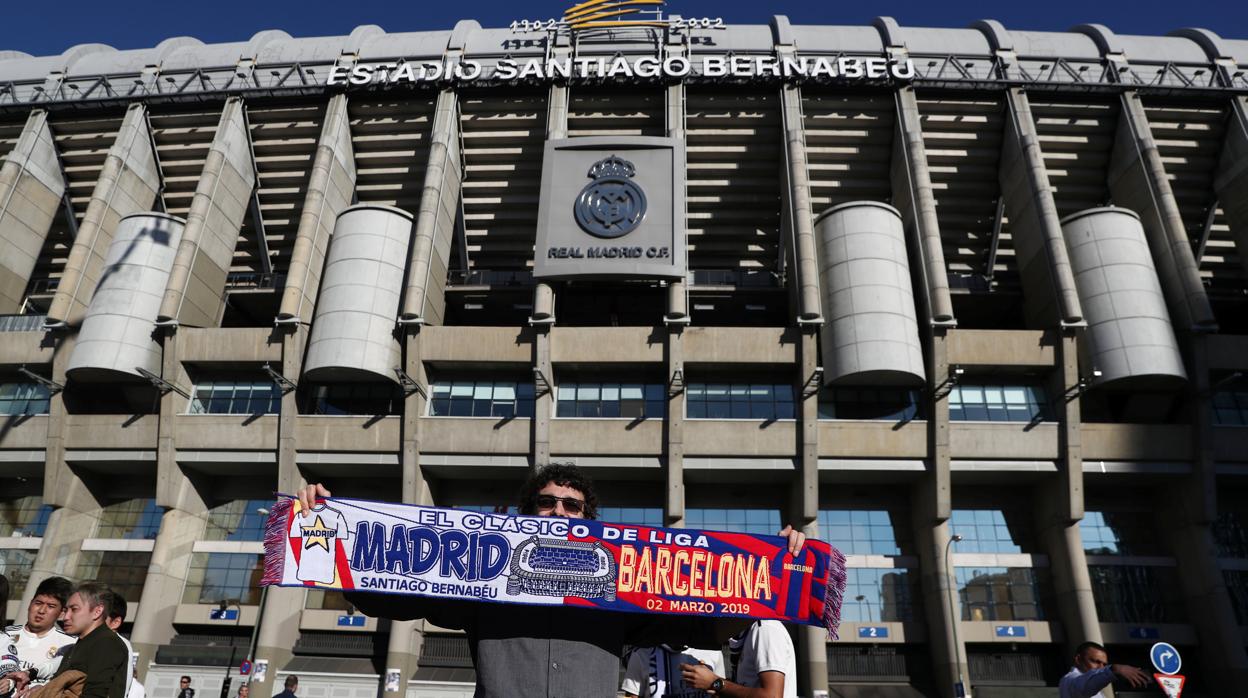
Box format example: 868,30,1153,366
778,525,806,555
679,663,718,692
1111,664,1151,689
4,671,32,692
296,483,332,514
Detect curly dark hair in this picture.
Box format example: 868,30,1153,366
518,462,599,519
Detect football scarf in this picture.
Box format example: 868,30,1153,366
261,496,848,637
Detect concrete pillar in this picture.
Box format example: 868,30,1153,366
533,328,552,468
47,103,160,327
665,328,685,527
915,328,960,698
1213,96,1248,278
0,109,65,313
278,94,355,325
794,328,826,695
531,79,568,325
401,89,462,327
159,97,256,328
779,83,822,323
999,88,1084,328
891,85,955,326
1033,332,1101,658
249,325,307,698
663,41,689,324
1108,92,1217,333
26,332,102,608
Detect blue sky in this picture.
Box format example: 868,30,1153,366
0,0,1243,56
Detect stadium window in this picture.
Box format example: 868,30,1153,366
1082,511,1164,556
685,508,780,537
950,509,1032,554
818,510,910,556
956,567,1047,621
305,590,353,610
182,552,265,605
1213,382,1248,426
188,379,280,415
1225,570,1248,625
0,496,52,537
1214,500,1248,558
429,381,535,418
75,551,151,602
1089,565,1185,623
597,507,664,527
841,568,917,623
686,383,795,420
203,499,271,541
555,383,665,419
0,550,38,600
96,498,164,539
818,389,920,421
948,384,1048,422
0,382,51,416
304,383,401,416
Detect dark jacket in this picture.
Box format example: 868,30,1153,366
53,625,128,698
272,689,297,698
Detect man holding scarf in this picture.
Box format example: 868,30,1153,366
295,463,806,698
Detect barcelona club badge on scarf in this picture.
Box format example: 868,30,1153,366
262,496,848,637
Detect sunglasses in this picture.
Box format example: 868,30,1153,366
534,494,586,515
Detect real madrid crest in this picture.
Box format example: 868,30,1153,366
574,155,647,238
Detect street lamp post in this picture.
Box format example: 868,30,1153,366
218,600,241,698
945,533,965,698
245,507,271,686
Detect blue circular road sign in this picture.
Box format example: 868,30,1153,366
1150,642,1182,675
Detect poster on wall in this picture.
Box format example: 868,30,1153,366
252,660,268,685
384,669,401,693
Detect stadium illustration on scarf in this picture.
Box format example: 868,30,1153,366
262,496,848,636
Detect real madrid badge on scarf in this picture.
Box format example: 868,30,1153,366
262,496,849,636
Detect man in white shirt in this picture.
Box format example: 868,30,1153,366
1059,641,1150,698
2,577,75,685
622,645,725,698
679,621,796,698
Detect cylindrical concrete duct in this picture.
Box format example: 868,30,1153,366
816,202,926,386
1061,207,1187,389
531,282,555,322
304,205,413,383
67,212,186,381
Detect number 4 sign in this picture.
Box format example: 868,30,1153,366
1154,674,1185,698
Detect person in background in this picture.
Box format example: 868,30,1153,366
622,644,725,698
125,668,145,698
1059,642,1150,698
680,620,797,698
176,677,194,698
235,683,249,698
272,675,297,698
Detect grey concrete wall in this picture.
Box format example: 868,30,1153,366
303,204,412,383
47,102,161,326
400,89,461,326
999,88,1083,328
279,93,356,324
1108,92,1216,333
815,201,925,386
0,109,65,313
159,97,255,327
1061,207,1187,389
67,212,185,380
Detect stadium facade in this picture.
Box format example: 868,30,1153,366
0,10,1247,698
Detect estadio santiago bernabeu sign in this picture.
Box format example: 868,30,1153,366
533,136,686,280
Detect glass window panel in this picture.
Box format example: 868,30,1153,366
474,384,493,399
621,385,644,400
578,385,600,401
644,385,664,401
601,385,620,402
493,384,516,400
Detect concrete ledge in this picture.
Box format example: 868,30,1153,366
549,418,662,455
683,327,797,364
684,420,797,456
0,331,54,366
1100,622,1196,644
175,603,260,626
946,329,1055,367
818,420,926,457
300,609,379,632
174,415,278,450
421,326,534,363
959,620,1058,643
418,417,531,454
64,413,157,449
551,326,664,363
295,415,400,451
0,414,48,448
178,327,280,363
1207,334,1248,370
1081,423,1192,461
949,422,1060,459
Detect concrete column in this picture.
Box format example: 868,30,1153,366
0,109,65,313
401,89,462,327
531,80,568,324
891,85,955,326
915,328,960,698
664,43,689,324
131,329,212,677
795,328,826,695
249,326,307,698
1108,92,1217,333
665,328,685,527
1033,332,1101,658
383,330,437,692
1214,96,1248,278
25,333,102,609
779,83,822,323
999,88,1084,328
533,328,552,467
278,94,355,325
47,103,160,326
159,97,256,328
